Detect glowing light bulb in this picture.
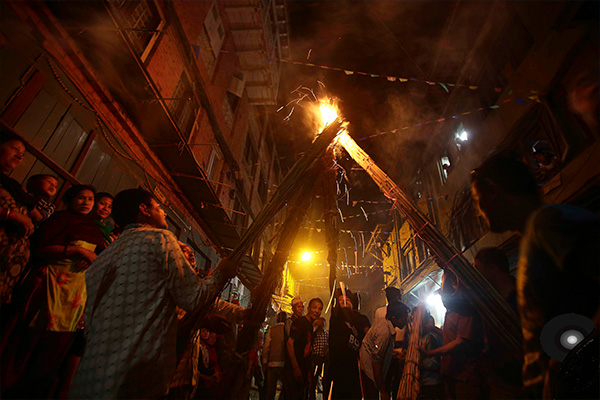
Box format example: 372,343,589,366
301,252,312,262
566,335,578,345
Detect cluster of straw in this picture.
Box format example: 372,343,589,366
397,304,424,400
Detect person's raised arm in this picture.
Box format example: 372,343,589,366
164,232,237,312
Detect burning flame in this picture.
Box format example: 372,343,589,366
319,99,339,128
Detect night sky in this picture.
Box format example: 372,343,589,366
274,1,507,284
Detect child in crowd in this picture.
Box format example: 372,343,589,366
25,174,58,225
90,192,115,246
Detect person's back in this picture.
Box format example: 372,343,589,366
70,189,234,399
72,225,226,398
265,322,286,366
518,204,600,394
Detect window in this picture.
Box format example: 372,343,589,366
243,135,258,177
437,154,451,184
258,169,268,203
168,73,199,136
204,1,225,58
231,197,247,231
110,0,165,61
205,147,222,181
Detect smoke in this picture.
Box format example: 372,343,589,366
276,1,511,185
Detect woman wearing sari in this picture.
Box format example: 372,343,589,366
0,133,34,308
5,184,106,398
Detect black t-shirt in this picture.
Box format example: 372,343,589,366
351,310,371,344
289,316,313,372
329,306,362,399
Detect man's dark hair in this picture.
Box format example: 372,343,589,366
308,297,323,307
385,286,402,304
0,129,23,146
26,174,57,193
63,184,95,208
471,150,539,198
112,188,155,228
474,247,510,273
276,311,287,323
386,302,410,320
95,192,114,202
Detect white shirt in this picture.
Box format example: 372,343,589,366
359,318,397,384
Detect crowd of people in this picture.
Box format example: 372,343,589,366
1,118,598,400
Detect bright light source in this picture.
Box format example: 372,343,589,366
426,292,445,312
566,335,578,345
457,130,468,142
301,252,312,262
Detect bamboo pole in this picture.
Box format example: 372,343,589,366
229,119,343,263
397,304,424,400
180,120,344,337
228,174,318,399
321,151,340,295
337,132,522,354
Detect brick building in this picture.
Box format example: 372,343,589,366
0,0,291,304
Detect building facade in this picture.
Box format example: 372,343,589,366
0,0,291,303
381,1,599,308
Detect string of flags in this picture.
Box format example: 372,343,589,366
357,94,541,141
308,207,392,224
240,92,541,174
277,58,542,94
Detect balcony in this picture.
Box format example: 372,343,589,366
223,0,290,105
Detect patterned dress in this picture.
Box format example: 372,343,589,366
28,211,106,332
71,224,229,399
0,179,31,305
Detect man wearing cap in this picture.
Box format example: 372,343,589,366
286,296,304,336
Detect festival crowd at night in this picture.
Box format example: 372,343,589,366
0,1,598,399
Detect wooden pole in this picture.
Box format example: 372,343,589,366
321,151,340,295
337,132,522,354
229,168,320,398
180,120,344,335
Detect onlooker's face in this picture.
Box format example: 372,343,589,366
307,301,323,321
292,302,304,318
179,243,196,266
141,198,168,229
37,176,58,198
207,332,217,346
471,183,510,233
0,139,25,174
71,189,95,215
93,196,113,221
337,295,352,309
200,328,210,341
